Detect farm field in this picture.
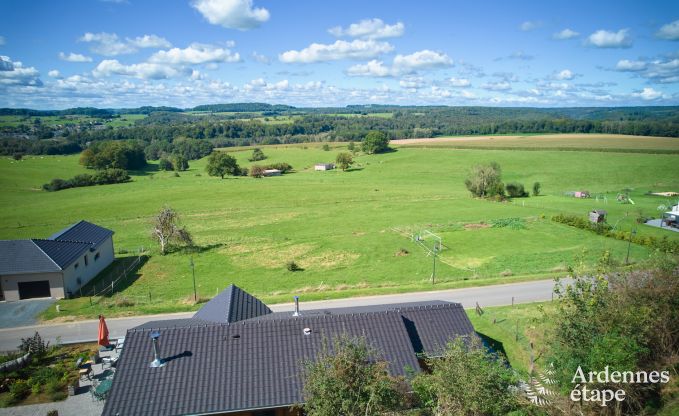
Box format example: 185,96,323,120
0,134,678,321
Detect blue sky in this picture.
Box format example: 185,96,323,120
1,0,678,109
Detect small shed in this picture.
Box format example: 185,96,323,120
263,169,281,177
662,204,679,228
315,163,334,171
575,191,590,198
589,210,607,224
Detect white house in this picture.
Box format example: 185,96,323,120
315,163,335,171
0,221,115,301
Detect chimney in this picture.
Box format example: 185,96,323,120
149,331,166,368
293,296,301,317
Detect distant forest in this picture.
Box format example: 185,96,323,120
1,104,678,156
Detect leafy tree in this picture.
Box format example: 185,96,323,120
412,337,521,416
151,206,194,255
464,162,504,198
532,181,541,196
248,147,267,162
322,144,331,151
158,158,173,171
505,182,529,198
250,165,266,178
79,141,147,170
205,152,240,179
172,154,189,171
335,152,353,171
303,335,405,416
361,131,390,154
347,141,355,152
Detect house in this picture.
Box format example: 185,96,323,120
102,285,475,416
0,221,114,301
314,163,334,171
589,210,607,224
263,169,282,177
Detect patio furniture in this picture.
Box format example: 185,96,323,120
91,378,113,401
114,337,125,353
102,355,119,369
79,365,92,381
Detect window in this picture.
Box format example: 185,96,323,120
95,252,100,261
84,255,88,266
74,262,79,269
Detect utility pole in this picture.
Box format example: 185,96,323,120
625,228,637,265
431,242,438,285
190,257,197,302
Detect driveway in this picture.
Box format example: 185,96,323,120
0,298,55,329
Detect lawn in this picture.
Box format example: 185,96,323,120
0,135,677,321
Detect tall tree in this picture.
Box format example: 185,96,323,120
303,335,405,416
151,206,194,255
335,152,353,171
361,130,390,154
205,151,240,179
464,162,504,198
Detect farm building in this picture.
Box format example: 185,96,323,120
575,191,590,198
314,163,335,171
102,285,475,416
589,210,607,224
263,169,282,176
0,221,114,301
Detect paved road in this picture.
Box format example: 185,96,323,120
0,278,566,352
0,298,55,328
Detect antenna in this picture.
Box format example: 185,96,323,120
149,331,166,368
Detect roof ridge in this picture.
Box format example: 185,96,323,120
29,239,63,271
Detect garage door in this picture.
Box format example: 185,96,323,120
17,281,51,299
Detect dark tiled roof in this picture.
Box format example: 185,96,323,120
103,313,422,416
106,287,476,416
193,284,272,324
32,239,92,269
0,240,60,275
50,220,114,246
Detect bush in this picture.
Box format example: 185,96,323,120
322,144,331,151
42,169,130,191
9,380,30,401
45,378,63,395
464,162,504,198
250,165,266,178
505,182,528,198
158,158,173,171
12,153,23,160
248,148,267,161
172,154,189,171
20,332,48,356
286,261,302,272
264,162,293,173
532,181,541,196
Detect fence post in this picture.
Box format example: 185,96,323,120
148,291,151,303
512,296,514,307
515,321,519,341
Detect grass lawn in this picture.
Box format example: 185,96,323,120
467,301,553,375
0,134,677,321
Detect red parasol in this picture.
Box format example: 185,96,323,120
98,315,110,347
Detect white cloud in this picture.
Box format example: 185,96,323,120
393,50,452,72
92,59,182,79
616,59,646,71
279,39,394,63
635,87,662,100
48,70,61,78
656,20,679,40
449,77,470,87
251,51,270,64
553,28,579,40
346,59,391,77
399,76,425,89
58,52,93,62
149,43,240,65
520,21,541,31
481,81,511,91
127,35,172,49
79,32,136,56
329,18,405,39
587,29,632,48
346,50,451,77
495,51,534,61
191,0,269,30
0,56,42,86
554,69,574,80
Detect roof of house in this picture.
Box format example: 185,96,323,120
192,284,272,324
0,221,114,275
102,288,475,416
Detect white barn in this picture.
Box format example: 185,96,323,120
0,221,115,301
315,163,335,171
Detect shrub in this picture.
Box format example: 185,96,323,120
46,410,59,416
172,154,189,171
265,162,293,173
12,153,23,160
532,181,541,196
250,165,266,178
464,162,504,198
42,169,130,192
20,332,48,356
322,144,331,151
158,158,173,171
505,182,528,198
248,148,267,161
42,178,68,192
9,380,30,401
45,378,63,394
286,261,302,272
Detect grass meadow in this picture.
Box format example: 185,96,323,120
0,134,677,320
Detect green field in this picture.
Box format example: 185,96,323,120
1,135,678,321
